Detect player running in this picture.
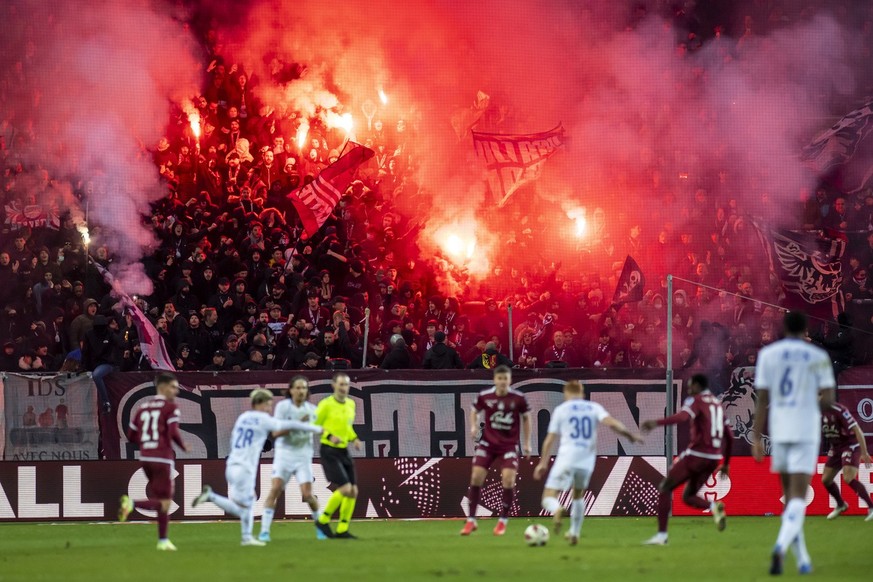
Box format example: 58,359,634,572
461,365,532,537
119,372,189,551
259,376,324,542
192,389,322,546
640,373,733,545
534,380,641,544
820,398,873,521
314,373,362,539
752,312,835,575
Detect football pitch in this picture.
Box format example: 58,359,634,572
0,517,868,581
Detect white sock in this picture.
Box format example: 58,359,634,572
311,509,320,521
261,507,275,534
209,493,243,518
775,499,806,555
570,499,586,536
241,507,254,541
542,497,561,514
790,527,811,567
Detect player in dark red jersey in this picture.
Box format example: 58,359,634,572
640,374,733,545
460,365,531,537
119,372,190,551
820,400,873,521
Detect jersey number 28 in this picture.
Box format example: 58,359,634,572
234,428,254,449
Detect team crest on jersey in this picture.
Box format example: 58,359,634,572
485,400,497,408
498,402,504,411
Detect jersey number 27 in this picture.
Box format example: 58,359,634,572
139,410,161,442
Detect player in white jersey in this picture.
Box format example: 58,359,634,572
192,389,322,546
752,312,836,575
534,380,642,544
258,376,322,542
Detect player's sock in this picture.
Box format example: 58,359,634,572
790,527,811,568
775,499,806,555
570,499,585,536
824,481,845,506
682,493,710,510
657,490,671,533
848,479,873,506
157,510,169,541
261,507,274,534
319,490,344,524
500,487,513,519
542,497,561,514
466,485,481,520
133,499,162,511
336,496,356,534
208,493,243,518
240,507,254,541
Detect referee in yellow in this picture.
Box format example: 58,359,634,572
315,372,361,539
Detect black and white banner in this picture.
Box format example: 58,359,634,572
101,369,678,460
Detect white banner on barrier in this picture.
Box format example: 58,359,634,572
2,373,99,461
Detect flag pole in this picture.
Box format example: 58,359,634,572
666,274,674,471
507,303,514,363
362,307,370,368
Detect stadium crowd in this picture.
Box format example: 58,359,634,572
0,7,871,405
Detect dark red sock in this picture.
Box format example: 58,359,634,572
467,486,481,518
157,511,169,540
848,479,873,506
657,491,671,533
682,493,711,510
500,487,513,519
824,481,845,506
134,499,162,511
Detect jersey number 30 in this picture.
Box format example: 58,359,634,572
569,416,593,439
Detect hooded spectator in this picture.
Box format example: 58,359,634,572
422,331,463,369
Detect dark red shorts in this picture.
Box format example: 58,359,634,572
825,446,860,470
472,445,519,472
143,461,174,500
667,453,719,493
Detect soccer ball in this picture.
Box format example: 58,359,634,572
524,524,549,547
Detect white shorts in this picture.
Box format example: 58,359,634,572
226,464,256,507
770,442,820,475
545,460,592,492
271,453,314,485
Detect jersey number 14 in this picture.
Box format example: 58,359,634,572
709,404,724,448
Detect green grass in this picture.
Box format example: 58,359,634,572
0,517,868,581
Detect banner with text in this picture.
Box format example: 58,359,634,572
101,369,678,460
2,374,99,461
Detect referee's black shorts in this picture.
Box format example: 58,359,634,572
320,443,356,486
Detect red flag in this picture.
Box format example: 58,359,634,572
288,143,374,237
89,259,177,372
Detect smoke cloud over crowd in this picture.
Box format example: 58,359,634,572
0,0,202,293
2,0,871,293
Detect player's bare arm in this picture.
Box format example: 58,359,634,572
602,416,643,443
521,412,532,456
852,424,872,467
469,408,479,440
533,432,558,480
750,389,769,462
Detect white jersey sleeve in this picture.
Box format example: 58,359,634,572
755,338,834,444
551,399,609,469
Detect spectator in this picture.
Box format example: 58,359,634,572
382,334,411,369
468,341,512,369
422,331,463,369
81,315,122,413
